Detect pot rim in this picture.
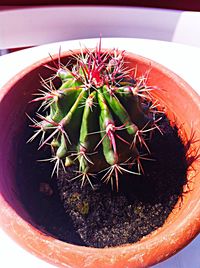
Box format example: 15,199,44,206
0,49,199,267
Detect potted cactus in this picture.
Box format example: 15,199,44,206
0,40,199,267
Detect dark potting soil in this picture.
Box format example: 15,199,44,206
17,116,188,248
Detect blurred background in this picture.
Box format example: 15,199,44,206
1,1,200,55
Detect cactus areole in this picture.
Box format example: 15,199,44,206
29,41,162,191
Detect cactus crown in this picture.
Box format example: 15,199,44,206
28,41,162,191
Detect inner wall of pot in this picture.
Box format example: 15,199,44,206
0,65,51,223
0,92,23,219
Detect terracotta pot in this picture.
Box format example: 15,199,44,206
0,50,199,268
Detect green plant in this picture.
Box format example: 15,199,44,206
28,41,162,190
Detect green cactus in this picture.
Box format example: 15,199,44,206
28,41,162,191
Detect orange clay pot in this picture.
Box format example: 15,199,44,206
0,50,199,268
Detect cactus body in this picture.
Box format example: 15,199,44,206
29,42,160,190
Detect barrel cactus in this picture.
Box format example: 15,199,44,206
28,41,161,190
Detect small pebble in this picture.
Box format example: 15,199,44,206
39,182,53,196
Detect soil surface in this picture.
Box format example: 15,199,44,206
17,116,188,248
